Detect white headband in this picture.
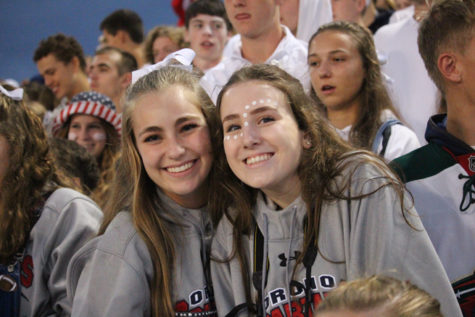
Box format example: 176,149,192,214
131,48,196,85
0,85,23,101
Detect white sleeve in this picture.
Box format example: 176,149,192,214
381,124,421,161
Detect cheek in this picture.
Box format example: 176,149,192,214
91,131,106,142
309,70,320,88
194,129,213,158
137,145,155,169
68,131,78,141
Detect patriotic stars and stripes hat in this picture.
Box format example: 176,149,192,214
52,91,122,135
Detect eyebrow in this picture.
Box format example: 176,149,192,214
191,18,224,23
221,105,276,123
42,67,55,74
308,49,348,58
137,115,202,137
97,62,111,68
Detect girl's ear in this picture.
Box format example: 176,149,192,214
303,132,312,149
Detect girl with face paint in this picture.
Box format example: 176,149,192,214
52,91,121,206
67,66,219,317
208,64,462,317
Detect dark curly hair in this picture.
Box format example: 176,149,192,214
33,33,87,73
49,137,100,195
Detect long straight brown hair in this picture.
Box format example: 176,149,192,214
309,21,401,150
100,66,218,317
210,64,408,305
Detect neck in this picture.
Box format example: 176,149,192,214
327,102,360,130
130,45,145,68
68,73,90,99
112,95,123,113
262,178,301,209
445,92,475,145
240,25,284,64
193,56,221,72
362,3,377,28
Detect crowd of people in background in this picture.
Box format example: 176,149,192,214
0,0,473,316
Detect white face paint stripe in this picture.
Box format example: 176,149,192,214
68,131,78,141
92,132,106,141
223,98,278,141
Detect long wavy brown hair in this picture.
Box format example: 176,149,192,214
100,66,218,317
210,64,409,306
55,116,120,206
0,92,75,264
308,21,400,150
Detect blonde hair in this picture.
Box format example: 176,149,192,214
144,25,186,64
315,275,443,317
100,66,217,316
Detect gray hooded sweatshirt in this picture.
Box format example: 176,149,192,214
211,159,462,317
67,191,215,316
19,188,103,317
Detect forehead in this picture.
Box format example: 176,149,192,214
70,114,103,124
135,85,202,117
153,36,177,48
93,52,120,66
190,14,226,24
37,53,65,69
220,81,288,114
309,30,357,54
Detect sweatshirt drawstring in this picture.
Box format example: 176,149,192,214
286,207,298,317
261,214,269,316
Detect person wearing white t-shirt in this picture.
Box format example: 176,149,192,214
201,0,310,103
279,0,333,42
374,0,437,144
308,21,419,161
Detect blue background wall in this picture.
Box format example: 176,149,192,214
0,0,177,84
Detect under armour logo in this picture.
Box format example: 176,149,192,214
278,251,301,267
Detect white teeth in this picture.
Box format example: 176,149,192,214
166,161,194,173
246,154,271,165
